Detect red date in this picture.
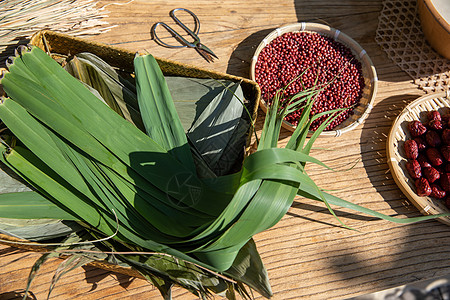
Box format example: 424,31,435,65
426,148,444,166
404,139,419,159
415,178,432,196
428,110,442,122
417,154,432,168
406,160,422,179
430,184,446,198
423,166,440,183
426,130,442,148
403,111,450,200
408,120,427,137
414,137,427,151
429,120,443,131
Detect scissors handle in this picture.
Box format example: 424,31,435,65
170,8,200,36
152,8,200,49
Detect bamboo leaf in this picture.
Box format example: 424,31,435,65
187,81,244,169
47,255,94,300
225,239,272,298
0,218,80,241
2,49,218,215
134,54,196,173
0,191,78,220
298,182,450,223
24,252,59,300
64,53,145,131
167,77,234,132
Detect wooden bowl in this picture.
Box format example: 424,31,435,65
387,91,450,225
418,0,450,59
249,22,378,137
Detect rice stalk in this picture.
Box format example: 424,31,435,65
0,0,117,64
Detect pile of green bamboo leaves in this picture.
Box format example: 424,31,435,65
0,46,446,299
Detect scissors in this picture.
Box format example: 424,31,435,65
151,8,218,63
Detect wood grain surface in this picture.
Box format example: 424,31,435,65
1,0,449,299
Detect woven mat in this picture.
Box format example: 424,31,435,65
375,0,450,93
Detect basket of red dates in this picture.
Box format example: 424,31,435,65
387,91,450,225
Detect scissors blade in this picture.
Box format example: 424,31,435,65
195,43,218,62
195,47,215,63
198,43,218,59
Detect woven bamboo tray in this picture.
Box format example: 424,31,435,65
387,91,450,226
250,22,378,137
0,30,261,280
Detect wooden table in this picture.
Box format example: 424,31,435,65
1,0,450,299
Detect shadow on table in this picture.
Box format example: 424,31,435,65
358,93,419,214
225,28,274,78
82,265,136,292
0,290,37,300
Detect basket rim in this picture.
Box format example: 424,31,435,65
386,91,450,225
249,22,378,137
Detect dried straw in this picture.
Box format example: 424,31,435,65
0,0,117,64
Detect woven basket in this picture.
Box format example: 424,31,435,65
0,30,261,280
249,22,378,137
387,91,450,226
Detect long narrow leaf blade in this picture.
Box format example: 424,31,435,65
298,182,450,223
0,191,78,220
134,54,196,173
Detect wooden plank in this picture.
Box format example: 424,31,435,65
1,0,449,299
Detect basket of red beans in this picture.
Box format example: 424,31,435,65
250,22,378,137
387,91,450,225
